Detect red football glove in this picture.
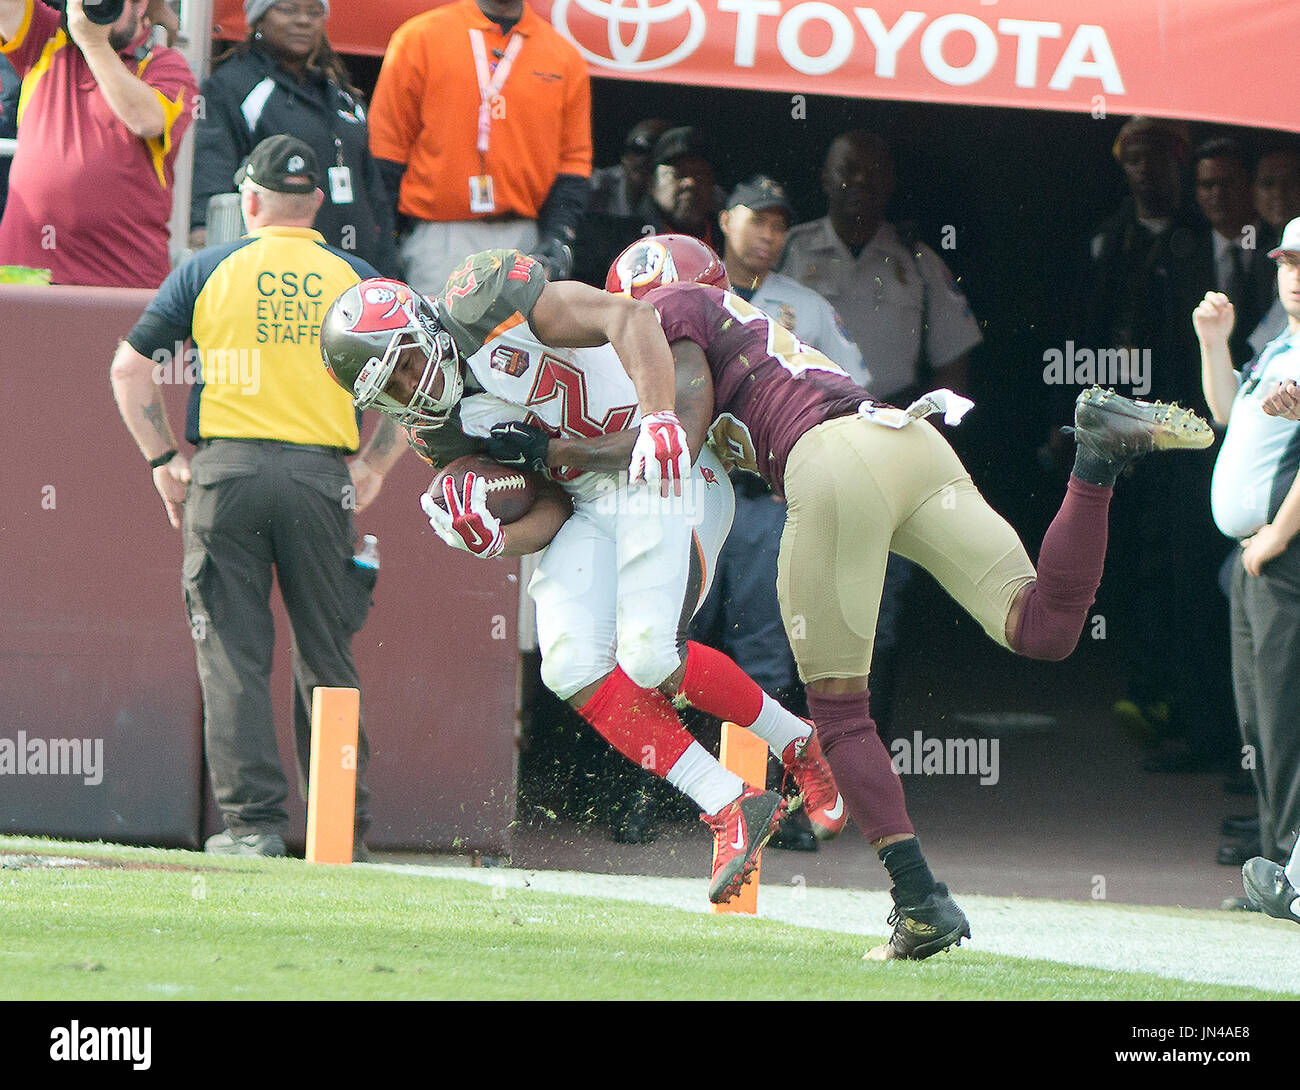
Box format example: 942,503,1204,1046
628,409,690,497
419,471,505,558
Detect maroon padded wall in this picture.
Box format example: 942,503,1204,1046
0,285,520,852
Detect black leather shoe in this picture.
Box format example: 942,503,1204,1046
1220,895,1262,912
612,790,658,845
1218,839,1262,866
1221,814,1260,838
769,809,818,852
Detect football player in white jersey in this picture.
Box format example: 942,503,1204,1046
321,246,846,903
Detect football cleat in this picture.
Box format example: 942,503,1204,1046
702,786,788,904
782,722,848,841
865,883,971,961
1241,857,1300,926
1065,385,1213,469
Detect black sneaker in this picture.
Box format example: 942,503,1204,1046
866,883,971,960
1221,814,1259,838
1242,857,1300,926
204,829,287,857
769,809,819,852
1068,385,1213,469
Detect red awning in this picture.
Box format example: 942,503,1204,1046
213,0,1299,133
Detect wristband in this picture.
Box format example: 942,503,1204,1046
148,448,178,469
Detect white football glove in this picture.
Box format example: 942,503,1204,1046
419,472,505,558
628,409,691,497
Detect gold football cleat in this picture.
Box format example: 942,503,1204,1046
1069,385,1214,464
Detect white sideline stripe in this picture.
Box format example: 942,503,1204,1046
373,863,1299,995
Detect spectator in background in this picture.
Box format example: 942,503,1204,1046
780,129,982,739
367,0,591,294
1248,140,1300,358
0,0,196,287
1081,117,1231,780
1192,137,1276,366
639,126,720,250
589,118,670,218
109,137,405,858
1254,142,1300,235
781,130,981,407
190,0,398,275
1196,219,1300,877
692,177,865,851
571,117,671,286
0,55,16,222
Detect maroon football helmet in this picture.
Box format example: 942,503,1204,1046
605,234,730,299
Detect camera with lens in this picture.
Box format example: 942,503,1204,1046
80,0,128,24
52,0,129,26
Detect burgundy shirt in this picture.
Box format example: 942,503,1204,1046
0,0,196,287
648,281,873,493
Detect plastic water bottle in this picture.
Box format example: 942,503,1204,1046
353,534,380,571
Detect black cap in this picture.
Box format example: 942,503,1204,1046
726,175,793,217
653,126,712,167
234,135,321,193
624,120,671,155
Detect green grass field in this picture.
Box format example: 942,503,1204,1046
0,835,1287,1001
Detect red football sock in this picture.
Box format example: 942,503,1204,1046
1011,475,1112,661
577,667,695,777
678,641,764,726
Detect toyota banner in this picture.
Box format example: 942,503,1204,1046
212,0,1296,134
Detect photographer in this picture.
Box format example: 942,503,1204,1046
0,0,196,287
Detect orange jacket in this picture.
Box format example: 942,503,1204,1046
368,0,592,223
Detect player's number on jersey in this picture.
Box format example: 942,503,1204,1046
708,413,760,476
527,353,637,439
721,293,847,380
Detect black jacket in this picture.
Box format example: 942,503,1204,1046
191,45,398,276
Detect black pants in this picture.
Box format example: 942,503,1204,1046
182,440,374,838
1230,547,1300,863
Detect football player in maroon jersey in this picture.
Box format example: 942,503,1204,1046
490,234,1217,959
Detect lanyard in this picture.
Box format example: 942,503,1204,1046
469,29,524,159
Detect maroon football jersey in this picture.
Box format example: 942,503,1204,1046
647,281,873,493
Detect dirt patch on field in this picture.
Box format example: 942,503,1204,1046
0,851,219,873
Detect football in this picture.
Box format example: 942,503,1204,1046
426,455,538,525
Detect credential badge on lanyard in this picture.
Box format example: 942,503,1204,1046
468,29,524,215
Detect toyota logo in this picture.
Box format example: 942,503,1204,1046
552,0,707,72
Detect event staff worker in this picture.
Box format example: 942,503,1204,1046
367,0,592,295
0,0,196,287
189,0,398,275
109,136,406,858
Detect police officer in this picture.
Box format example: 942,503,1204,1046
110,136,405,857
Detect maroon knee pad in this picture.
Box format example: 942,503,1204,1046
805,688,913,842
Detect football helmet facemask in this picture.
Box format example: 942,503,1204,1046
605,234,730,299
321,278,464,428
